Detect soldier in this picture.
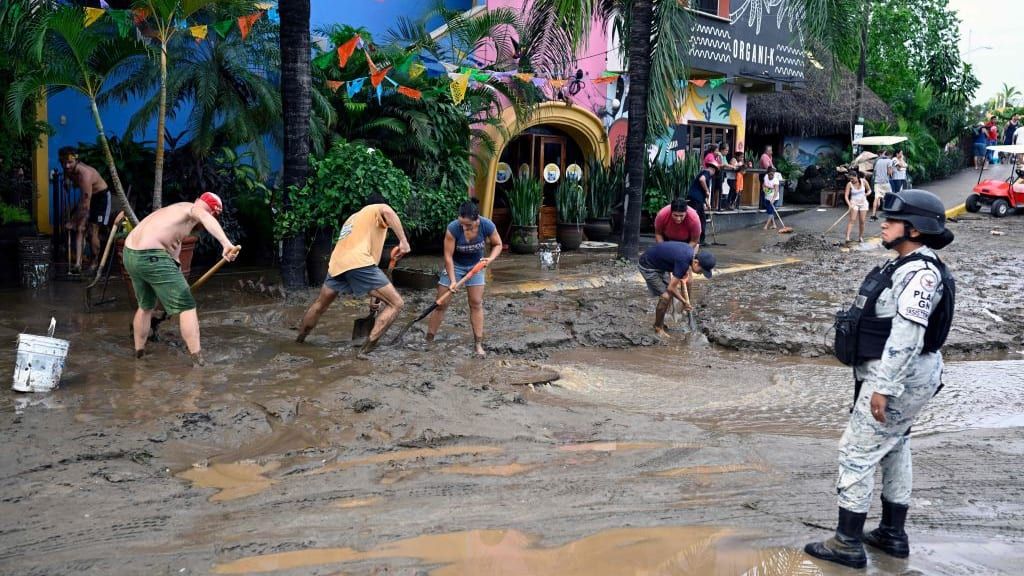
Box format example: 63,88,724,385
805,190,956,569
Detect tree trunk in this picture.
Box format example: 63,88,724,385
89,98,139,226
278,0,312,288
852,0,870,137
617,0,653,262
153,39,168,210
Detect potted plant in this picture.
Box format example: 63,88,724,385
507,176,543,254
556,178,586,250
583,157,617,242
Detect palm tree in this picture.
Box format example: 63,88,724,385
531,0,690,261
8,5,144,225
278,0,311,288
997,82,1021,110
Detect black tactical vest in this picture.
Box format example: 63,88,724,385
833,253,955,366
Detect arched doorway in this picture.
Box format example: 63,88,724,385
474,102,611,233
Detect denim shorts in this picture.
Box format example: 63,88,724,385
324,264,390,296
438,262,486,288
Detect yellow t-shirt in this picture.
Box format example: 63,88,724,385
327,204,388,277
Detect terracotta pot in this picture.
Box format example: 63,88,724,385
509,225,539,254
556,223,584,251
583,218,613,242
117,235,198,307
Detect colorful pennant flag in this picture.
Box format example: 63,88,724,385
708,78,726,89
450,72,470,105
593,74,619,85
84,7,105,27
370,66,392,88
689,79,707,87
108,9,133,38
326,80,343,93
312,51,335,71
100,0,111,7
255,1,275,9
347,77,366,98
549,78,566,90
189,25,208,42
515,73,534,83
471,70,492,82
531,77,547,87
132,8,149,26
409,63,425,80
376,83,383,105
237,11,263,40
336,35,360,68
397,86,422,100
213,19,234,39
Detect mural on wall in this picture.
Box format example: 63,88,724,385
677,82,748,150
782,136,844,168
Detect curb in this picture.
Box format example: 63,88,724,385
945,203,966,219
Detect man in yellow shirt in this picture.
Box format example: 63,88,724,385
296,193,411,352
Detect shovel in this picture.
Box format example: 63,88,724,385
683,281,698,331
149,245,241,339
389,259,488,345
351,247,401,344
85,211,126,310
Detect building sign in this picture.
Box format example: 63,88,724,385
686,0,806,83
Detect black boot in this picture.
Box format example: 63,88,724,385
805,507,868,569
863,498,910,558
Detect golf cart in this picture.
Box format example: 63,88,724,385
966,145,1024,217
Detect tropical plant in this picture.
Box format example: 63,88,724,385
0,0,52,181
0,202,32,226
556,178,586,224
644,155,691,218
995,83,1021,110
507,176,543,227
8,4,145,225
774,156,804,189
273,139,412,241
585,157,619,220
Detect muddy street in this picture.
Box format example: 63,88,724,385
2,214,1024,575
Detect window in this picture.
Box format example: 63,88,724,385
692,0,720,16
686,122,735,159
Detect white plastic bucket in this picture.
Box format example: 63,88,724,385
12,318,70,393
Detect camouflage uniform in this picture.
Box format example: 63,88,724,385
836,246,945,513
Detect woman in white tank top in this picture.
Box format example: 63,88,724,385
844,170,872,243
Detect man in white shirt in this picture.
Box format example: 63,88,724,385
870,150,893,221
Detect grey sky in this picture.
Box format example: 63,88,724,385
947,0,1024,106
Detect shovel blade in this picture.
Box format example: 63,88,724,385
351,311,376,344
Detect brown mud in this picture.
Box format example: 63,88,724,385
1,215,1023,575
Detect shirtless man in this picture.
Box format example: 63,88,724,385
123,192,238,366
60,147,115,274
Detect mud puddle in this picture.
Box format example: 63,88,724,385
546,347,1024,437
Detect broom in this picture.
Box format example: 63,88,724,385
772,208,794,234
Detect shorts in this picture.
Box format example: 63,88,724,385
874,182,892,196
324,264,390,296
122,248,196,315
638,258,669,297
973,143,986,157
439,262,486,288
851,198,870,211
89,189,112,226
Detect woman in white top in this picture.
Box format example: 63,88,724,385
844,170,871,243
890,149,908,193
762,167,782,230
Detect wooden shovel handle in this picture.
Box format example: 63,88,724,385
190,245,241,292
436,260,488,306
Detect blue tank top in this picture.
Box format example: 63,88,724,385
448,217,496,266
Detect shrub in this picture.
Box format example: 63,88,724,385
556,178,586,224
507,176,543,226
0,202,31,226
275,139,412,240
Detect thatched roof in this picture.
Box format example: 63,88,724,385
746,58,893,138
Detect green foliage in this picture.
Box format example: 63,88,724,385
643,153,691,218
774,156,804,186
556,179,586,224
273,139,412,240
0,202,31,226
507,176,543,226
75,135,156,203
585,157,621,220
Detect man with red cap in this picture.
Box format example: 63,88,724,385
123,192,238,366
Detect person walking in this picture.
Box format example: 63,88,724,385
762,167,782,230
805,189,955,569
654,197,702,247
844,170,871,244
870,150,893,221
295,193,411,353
687,161,717,244
123,192,238,366
425,199,502,358
972,122,988,170
636,241,715,338
890,150,908,194
60,147,115,275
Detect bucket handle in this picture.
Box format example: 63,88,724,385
47,317,56,338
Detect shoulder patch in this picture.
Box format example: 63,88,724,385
896,269,938,326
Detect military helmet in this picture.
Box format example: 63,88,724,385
881,189,946,235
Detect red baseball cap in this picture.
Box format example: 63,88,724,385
198,192,223,216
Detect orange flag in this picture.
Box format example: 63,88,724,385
689,79,707,87
514,73,534,83
593,75,618,85
397,86,422,100
326,80,343,93
132,7,149,25
549,79,566,90
237,11,263,40
336,35,360,68
370,66,392,88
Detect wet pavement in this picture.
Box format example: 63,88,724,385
2,171,1024,575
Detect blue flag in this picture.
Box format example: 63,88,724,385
347,77,365,98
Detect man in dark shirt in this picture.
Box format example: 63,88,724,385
687,161,717,244
637,241,716,338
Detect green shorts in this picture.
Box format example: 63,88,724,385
122,248,196,315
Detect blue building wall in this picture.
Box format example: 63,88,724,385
45,0,472,220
